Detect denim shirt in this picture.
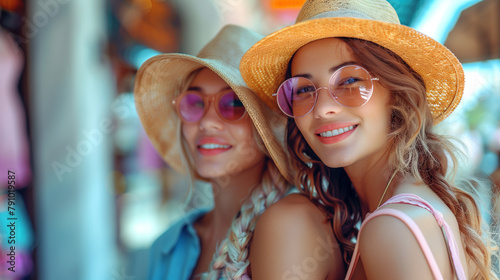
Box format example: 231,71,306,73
147,208,211,280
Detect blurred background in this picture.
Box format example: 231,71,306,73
0,0,498,279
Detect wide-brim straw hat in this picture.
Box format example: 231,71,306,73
240,0,464,124
134,24,293,182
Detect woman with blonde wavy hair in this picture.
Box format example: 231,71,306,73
240,0,499,279
134,25,294,279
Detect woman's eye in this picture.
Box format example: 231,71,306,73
229,99,244,107
192,101,204,108
340,77,362,86
295,86,315,96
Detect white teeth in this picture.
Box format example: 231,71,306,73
199,143,231,149
319,125,355,138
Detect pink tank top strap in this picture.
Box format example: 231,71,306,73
345,193,466,280
345,236,360,279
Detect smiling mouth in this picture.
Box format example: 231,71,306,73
198,143,232,150
318,125,357,138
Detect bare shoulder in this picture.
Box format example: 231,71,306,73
253,193,332,254
250,193,345,280
358,201,454,280
259,193,328,223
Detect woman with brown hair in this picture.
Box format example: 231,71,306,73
240,0,498,279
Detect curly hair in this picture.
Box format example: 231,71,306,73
287,116,361,266
286,37,498,279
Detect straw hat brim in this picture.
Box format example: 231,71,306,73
134,53,294,182
240,17,464,124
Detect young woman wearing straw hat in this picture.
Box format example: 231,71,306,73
240,0,498,279
134,25,296,279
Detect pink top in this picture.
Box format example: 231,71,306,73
345,193,466,280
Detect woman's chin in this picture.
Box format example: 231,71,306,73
319,157,353,169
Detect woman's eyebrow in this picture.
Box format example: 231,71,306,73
292,73,311,79
219,86,232,92
328,61,357,73
187,86,203,92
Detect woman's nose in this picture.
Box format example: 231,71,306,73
312,87,343,118
199,101,224,131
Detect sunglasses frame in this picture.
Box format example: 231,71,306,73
273,64,379,118
172,89,247,123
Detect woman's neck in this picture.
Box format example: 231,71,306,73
191,160,265,276
344,152,396,215
200,159,265,238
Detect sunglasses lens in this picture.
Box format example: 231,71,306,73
277,77,316,117
329,66,374,107
178,93,205,123
218,91,245,121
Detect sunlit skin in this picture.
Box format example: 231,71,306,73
181,67,266,276
182,68,266,180
250,38,459,280
292,38,395,210
290,38,467,279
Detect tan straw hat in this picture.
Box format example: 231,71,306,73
240,0,464,124
134,24,293,182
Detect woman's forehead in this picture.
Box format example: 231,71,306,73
291,38,354,74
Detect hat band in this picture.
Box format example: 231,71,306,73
305,10,374,21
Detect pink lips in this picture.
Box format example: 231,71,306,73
196,137,232,156
314,123,357,145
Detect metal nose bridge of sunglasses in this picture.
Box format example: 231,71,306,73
302,87,341,110
305,82,378,104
